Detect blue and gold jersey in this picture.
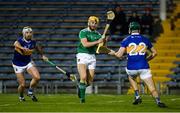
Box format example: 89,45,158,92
121,33,152,70
12,37,36,66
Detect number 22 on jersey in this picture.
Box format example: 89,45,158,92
127,42,146,56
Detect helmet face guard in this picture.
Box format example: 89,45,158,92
129,22,140,33
22,26,32,34
88,16,99,30
22,26,33,40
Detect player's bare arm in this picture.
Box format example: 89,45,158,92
14,41,23,50
14,41,33,55
35,44,48,61
146,47,157,61
81,37,104,47
108,49,116,55
114,47,126,58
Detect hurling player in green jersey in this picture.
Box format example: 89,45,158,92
76,16,109,103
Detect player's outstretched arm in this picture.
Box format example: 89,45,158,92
108,49,115,55
35,44,48,61
108,47,125,59
114,47,126,59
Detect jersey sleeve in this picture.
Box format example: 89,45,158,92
79,30,87,39
120,37,129,48
17,38,23,45
97,31,102,39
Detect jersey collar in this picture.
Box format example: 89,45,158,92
23,37,31,43
87,27,96,32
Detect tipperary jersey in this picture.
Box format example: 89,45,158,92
12,37,36,66
77,28,101,54
121,33,153,70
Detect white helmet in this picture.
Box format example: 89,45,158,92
22,26,32,35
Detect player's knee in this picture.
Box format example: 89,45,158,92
34,76,40,81
20,83,25,88
150,89,157,94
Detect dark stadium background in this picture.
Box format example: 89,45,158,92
0,0,179,112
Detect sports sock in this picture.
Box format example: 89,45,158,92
20,92,24,97
134,90,140,99
155,97,161,104
79,82,86,99
28,88,33,95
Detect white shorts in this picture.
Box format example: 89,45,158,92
126,68,152,80
76,53,96,69
12,62,34,73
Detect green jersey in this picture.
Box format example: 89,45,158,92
77,28,102,54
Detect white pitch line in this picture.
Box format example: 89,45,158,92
106,100,125,103
0,103,17,107
99,94,117,97
171,98,180,101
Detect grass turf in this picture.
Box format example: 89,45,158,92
0,94,180,112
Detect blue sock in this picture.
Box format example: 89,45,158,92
28,88,33,95
134,90,140,99
155,97,161,104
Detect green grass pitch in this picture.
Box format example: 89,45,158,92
0,94,180,112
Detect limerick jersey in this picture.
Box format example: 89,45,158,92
121,33,153,70
12,37,36,66
77,28,101,54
